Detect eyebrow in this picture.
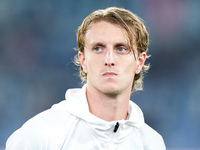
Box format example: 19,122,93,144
90,42,129,48
89,42,106,49
94,42,105,47
114,42,129,48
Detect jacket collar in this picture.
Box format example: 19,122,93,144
63,84,145,142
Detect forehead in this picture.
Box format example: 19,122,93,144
84,21,130,45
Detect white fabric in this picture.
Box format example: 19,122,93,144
6,85,166,150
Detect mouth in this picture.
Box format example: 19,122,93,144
102,72,117,78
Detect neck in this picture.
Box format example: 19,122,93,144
86,85,131,122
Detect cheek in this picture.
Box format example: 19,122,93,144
127,67,136,79
81,54,96,74
86,59,103,79
83,57,96,74
82,64,88,73
123,61,137,79
125,60,136,73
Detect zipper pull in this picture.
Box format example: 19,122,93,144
113,122,119,132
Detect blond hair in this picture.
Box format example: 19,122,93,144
74,7,150,92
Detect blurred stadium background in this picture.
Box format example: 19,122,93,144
0,0,200,149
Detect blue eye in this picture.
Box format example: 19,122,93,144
94,46,102,52
117,47,127,53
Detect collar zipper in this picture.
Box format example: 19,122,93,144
113,122,119,133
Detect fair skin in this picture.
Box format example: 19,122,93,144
79,21,146,121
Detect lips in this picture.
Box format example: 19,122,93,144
103,72,117,77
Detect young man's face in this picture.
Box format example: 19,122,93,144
79,21,146,96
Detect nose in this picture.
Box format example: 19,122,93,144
104,49,115,66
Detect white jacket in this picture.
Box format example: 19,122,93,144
6,85,166,150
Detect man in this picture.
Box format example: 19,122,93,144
6,7,166,149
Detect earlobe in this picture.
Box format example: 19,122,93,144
135,52,146,74
78,52,87,73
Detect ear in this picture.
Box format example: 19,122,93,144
135,52,146,74
78,51,88,73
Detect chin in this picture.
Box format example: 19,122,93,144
105,91,120,98
101,87,121,97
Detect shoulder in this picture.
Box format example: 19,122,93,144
6,100,77,150
128,100,166,149
139,123,166,150
21,100,72,130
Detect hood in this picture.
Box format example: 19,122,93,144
60,84,145,142
63,84,144,125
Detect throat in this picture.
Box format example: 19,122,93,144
88,98,129,121
86,85,130,122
